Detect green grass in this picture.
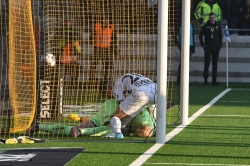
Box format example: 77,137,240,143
0,141,156,165
1,83,250,165
144,86,250,165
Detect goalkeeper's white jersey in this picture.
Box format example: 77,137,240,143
113,73,155,101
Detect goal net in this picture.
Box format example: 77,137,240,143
0,0,179,140
7,0,36,133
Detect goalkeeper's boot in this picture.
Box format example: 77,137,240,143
114,133,124,139
102,132,124,139
70,128,81,138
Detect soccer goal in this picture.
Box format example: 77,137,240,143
0,0,180,141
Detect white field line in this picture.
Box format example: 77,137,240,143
129,88,231,166
145,163,250,166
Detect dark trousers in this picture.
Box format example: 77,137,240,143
63,61,81,89
177,46,193,85
203,46,220,82
89,47,114,91
88,47,114,91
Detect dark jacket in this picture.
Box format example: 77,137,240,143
237,4,250,29
199,20,222,48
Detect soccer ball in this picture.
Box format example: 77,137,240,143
45,53,56,67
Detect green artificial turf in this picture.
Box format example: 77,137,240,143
0,141,155,166
1,83,250,166
144,86,250,165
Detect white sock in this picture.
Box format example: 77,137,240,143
110,117,122,134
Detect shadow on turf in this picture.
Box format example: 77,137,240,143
13,133,156,143
78,150,250,160
182,125,250,137
186,124,250,131
167,139,250,148
164,124,250,148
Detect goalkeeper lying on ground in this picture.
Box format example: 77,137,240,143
73,73,158,139
26,99,156,138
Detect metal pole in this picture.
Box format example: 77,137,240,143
156,0,168,143
180,0,191,125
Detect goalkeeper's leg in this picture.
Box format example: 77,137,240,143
39,124,73,135
26,122,73,135
27,122,97,136
80,126,111,136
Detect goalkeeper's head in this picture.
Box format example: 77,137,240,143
134,125,154,137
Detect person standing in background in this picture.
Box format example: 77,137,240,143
237,0,250,35
194,0,222,27
57,19,82,90
199,12,222,86
89,15,118,93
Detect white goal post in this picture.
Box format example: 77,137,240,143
180,0,191,125
156,0,168,143
156,0,190,143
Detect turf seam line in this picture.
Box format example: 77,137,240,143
0,147,84,150
129,88,231,166
203,115,250,117
145,163,250,165
231,88,250,91
219,101,250,102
